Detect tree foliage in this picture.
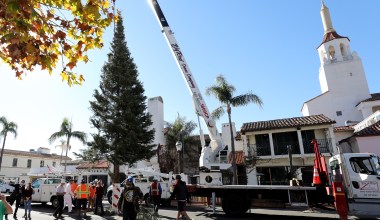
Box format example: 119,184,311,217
88,15,155,182
0,0,116,86
159,114,199,174
206,74,263,184
0,116,17,171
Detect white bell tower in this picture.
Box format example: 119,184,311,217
302,1,371,126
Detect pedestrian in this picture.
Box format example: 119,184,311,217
64,179,74,213
88,182,96,211
94,181,104,215
71,180,78,208
74,179,90,217
149,177,162,213
170,175,192,220
0,192,13,220
6,180,24,219
53,180,66,219
22,182,34,219
117,177,143,220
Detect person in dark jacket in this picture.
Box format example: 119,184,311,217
6,180,25,219
94,181,104,215
170,175,192,220
117,177,143,220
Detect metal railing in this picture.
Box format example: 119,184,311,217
273,142,300,155
303,138,333,154
246,138,333,158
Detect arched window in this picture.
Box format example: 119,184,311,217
328,45,336,60
340,43,347,57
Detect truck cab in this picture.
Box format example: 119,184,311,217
31,178,62,208
329,153,380,218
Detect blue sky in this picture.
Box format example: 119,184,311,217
0,1,379,158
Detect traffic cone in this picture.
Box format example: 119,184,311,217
312,167,321,186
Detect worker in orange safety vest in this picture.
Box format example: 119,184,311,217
149,177,162,213
74,179,90,217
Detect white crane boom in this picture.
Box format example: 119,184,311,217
149,0,230,171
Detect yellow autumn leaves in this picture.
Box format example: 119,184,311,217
0,0,116,86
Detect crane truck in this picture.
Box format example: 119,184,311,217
148,0,380,218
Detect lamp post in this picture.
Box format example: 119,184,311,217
176,141,183,173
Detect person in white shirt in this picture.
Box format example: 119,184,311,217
64,179,74,213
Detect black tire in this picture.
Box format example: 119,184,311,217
221,194,250,216
107,191,112,204
5,189,10,193
51,196,59,208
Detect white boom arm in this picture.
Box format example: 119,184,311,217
149,0,230,171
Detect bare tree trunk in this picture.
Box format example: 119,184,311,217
0,134,8,172
227,105,238,185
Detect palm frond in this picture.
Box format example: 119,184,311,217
211,106,225,120
231,92,263,108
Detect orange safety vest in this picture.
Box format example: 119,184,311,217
71,183,78,193
89,186,96,198
150,181,161,196
75,184,89,199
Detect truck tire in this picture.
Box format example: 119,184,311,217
221,194,250,216
107,190,113,204
51,196,59,208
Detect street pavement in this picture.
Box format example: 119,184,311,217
6,199,372,220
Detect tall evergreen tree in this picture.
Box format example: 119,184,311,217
89,15,155,182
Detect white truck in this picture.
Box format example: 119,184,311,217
30,177,62,208
149,1,380,218
108,169,173,206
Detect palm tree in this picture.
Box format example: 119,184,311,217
55,139,70,166
49,118,87,172
0,116,18,171
206,75,263,185
161,114,198,173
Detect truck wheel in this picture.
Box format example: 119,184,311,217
107,191,113,204
51,196,59,208
222,194,249,216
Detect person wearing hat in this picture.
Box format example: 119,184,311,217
117,177,143,220
170,175,193,220
74,179,90,217
53,180,66,218
64,179,74,213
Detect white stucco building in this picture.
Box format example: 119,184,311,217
302,2,379,126
0,147,70,182
301,2,380,152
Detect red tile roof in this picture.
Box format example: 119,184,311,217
3,149,71,160
241,114,335,133
334,126,354,132
354,121,380,137
76,160,109,169
357,93,380,106
319,31,349,47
